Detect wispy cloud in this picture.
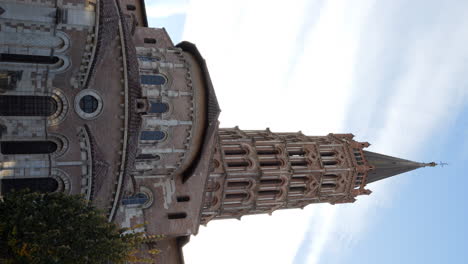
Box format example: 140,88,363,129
145,0,190,18
180,0,468,263
294,1,468,264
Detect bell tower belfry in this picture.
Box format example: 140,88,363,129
200,127,435,225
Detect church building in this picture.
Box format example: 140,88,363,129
0,0,435,263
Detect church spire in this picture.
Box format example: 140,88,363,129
363,150,436,184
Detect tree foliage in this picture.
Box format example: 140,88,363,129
0,191,142,264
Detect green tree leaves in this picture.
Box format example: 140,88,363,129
0,191,141,264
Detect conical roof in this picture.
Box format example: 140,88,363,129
363,151,436,184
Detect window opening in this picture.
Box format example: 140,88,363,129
136,154,160,160
167,212,187,220
289,186,306,193
177,196,190,202
227,160,250,168
140,74,166,85
291,160,308,167
258,190,280,196
227,181,250,188
320,151,336,157
149,102,168,113
260,179,282,185
1,141,57,155
257,149,279,155
321,183,336,189
224,149,247,155
323,160,338,166
126,4,136,10
291,176,307,184
288,150,306,156
0,53,59,64
1,178,58,194
225,193,247,199
140,131,166,141
79,95,99,114
323,174,338,180
144,38,157,44
122,193,149,205
259,160,282,167
138,56,160,62
0,95,57,116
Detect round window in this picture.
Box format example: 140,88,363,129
74,90,103,120
79,95,99,113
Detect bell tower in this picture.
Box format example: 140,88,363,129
200,127,435,225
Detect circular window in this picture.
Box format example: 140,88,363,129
79,95,98,113
74,90,103,120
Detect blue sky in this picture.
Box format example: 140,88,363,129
145,0,468,263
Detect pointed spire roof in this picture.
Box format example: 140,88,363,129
363,150,436,184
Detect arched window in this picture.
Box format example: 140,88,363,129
144,38,157,44
320,151,336,157
291,176,307,184
257,147,280,155
121,193,149,205
140,74,166,85
126,4,136,10
140,131,166,141
259,179,282,186
0,95,57,116
0,53,59,64
289,186,306,193
323,160,338,166
288,150,306,156
224,148,247,155
321,183,336,191
177,196,190,202
1,178,58,194
259,160,282,167
121,193,148,205
167,212,187,219
226,160,250,168
149,102,169,113
1,141,57,155
291,160,308,167
225,193,248,200
258,190,281,199
136,153,160,160
138,56,160,62
227,181,250,188
323,174,338,180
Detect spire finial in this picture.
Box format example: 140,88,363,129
438,162,448,167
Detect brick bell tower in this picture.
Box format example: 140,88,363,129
200,127,435,224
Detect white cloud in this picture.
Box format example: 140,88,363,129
145,0,190,18
179,0,468,263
